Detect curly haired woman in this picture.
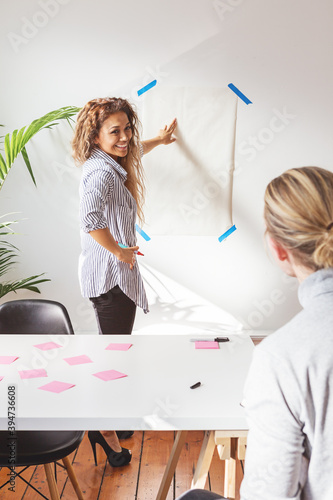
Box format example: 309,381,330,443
72,97,176,467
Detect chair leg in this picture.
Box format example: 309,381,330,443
44,463,61,500
62,455,84,500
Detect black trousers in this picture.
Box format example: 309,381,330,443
89,286,137,335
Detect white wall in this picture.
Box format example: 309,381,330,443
1,0,333,334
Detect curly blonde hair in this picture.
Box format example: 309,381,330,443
264,166,333,270
72,97,145,223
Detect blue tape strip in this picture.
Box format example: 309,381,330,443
137,79,157,96
135,224,151,241
218,224,237,243
228,83,252,105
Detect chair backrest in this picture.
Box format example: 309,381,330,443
0,299,74,334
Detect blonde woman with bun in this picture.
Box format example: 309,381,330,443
176,166,333,500
241,166,333,500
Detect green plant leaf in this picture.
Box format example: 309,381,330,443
0,105,80,191
10,129,18,158
21,106,80,145
0,217,50,298
14,127,25,158
4,133,11,167
0,153,6,179
0,275,50,298
0,255,17,278
21,146,36,186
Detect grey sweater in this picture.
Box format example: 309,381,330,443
240,268,333,500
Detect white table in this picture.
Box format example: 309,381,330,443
0,333,254,498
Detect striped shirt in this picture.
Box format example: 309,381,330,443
78,147,149,313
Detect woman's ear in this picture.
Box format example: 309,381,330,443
267,237,289,262
267,236,296,277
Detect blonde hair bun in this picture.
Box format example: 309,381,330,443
264,166,333,270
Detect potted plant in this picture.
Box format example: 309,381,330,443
0,106,80,299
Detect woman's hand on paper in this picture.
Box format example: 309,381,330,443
141,118,177,155
158,118,177,145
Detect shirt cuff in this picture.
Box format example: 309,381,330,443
81,218,108,233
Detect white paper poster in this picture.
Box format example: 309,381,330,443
141,86,237,236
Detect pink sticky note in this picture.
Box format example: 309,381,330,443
19,369,47,380
0,376,4,382
105,343,132,351
63,354,93,366
34,341,62,350
195,341,219,349
93,369,127,381
0,356,19,364
38,381,75,393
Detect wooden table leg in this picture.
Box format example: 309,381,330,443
224,460,236,497
191,430,216,489
156,430,188,500
193,431,247,499
224,436,246,500
237,436,247,460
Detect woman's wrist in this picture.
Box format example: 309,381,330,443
141,137,162,155
89,228,121,258
113,247,122,260
153,135,164,146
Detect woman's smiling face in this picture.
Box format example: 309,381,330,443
95,111,133,160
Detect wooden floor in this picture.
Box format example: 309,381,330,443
0,431,244,500
0,338,262,500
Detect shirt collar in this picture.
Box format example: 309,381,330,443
298,268,333,308
91,147,127,181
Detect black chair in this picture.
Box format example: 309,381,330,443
176,490,227,500
0,431,85,500
0,299,74,334
0,299,84,499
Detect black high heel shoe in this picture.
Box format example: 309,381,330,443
87,431,132,467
